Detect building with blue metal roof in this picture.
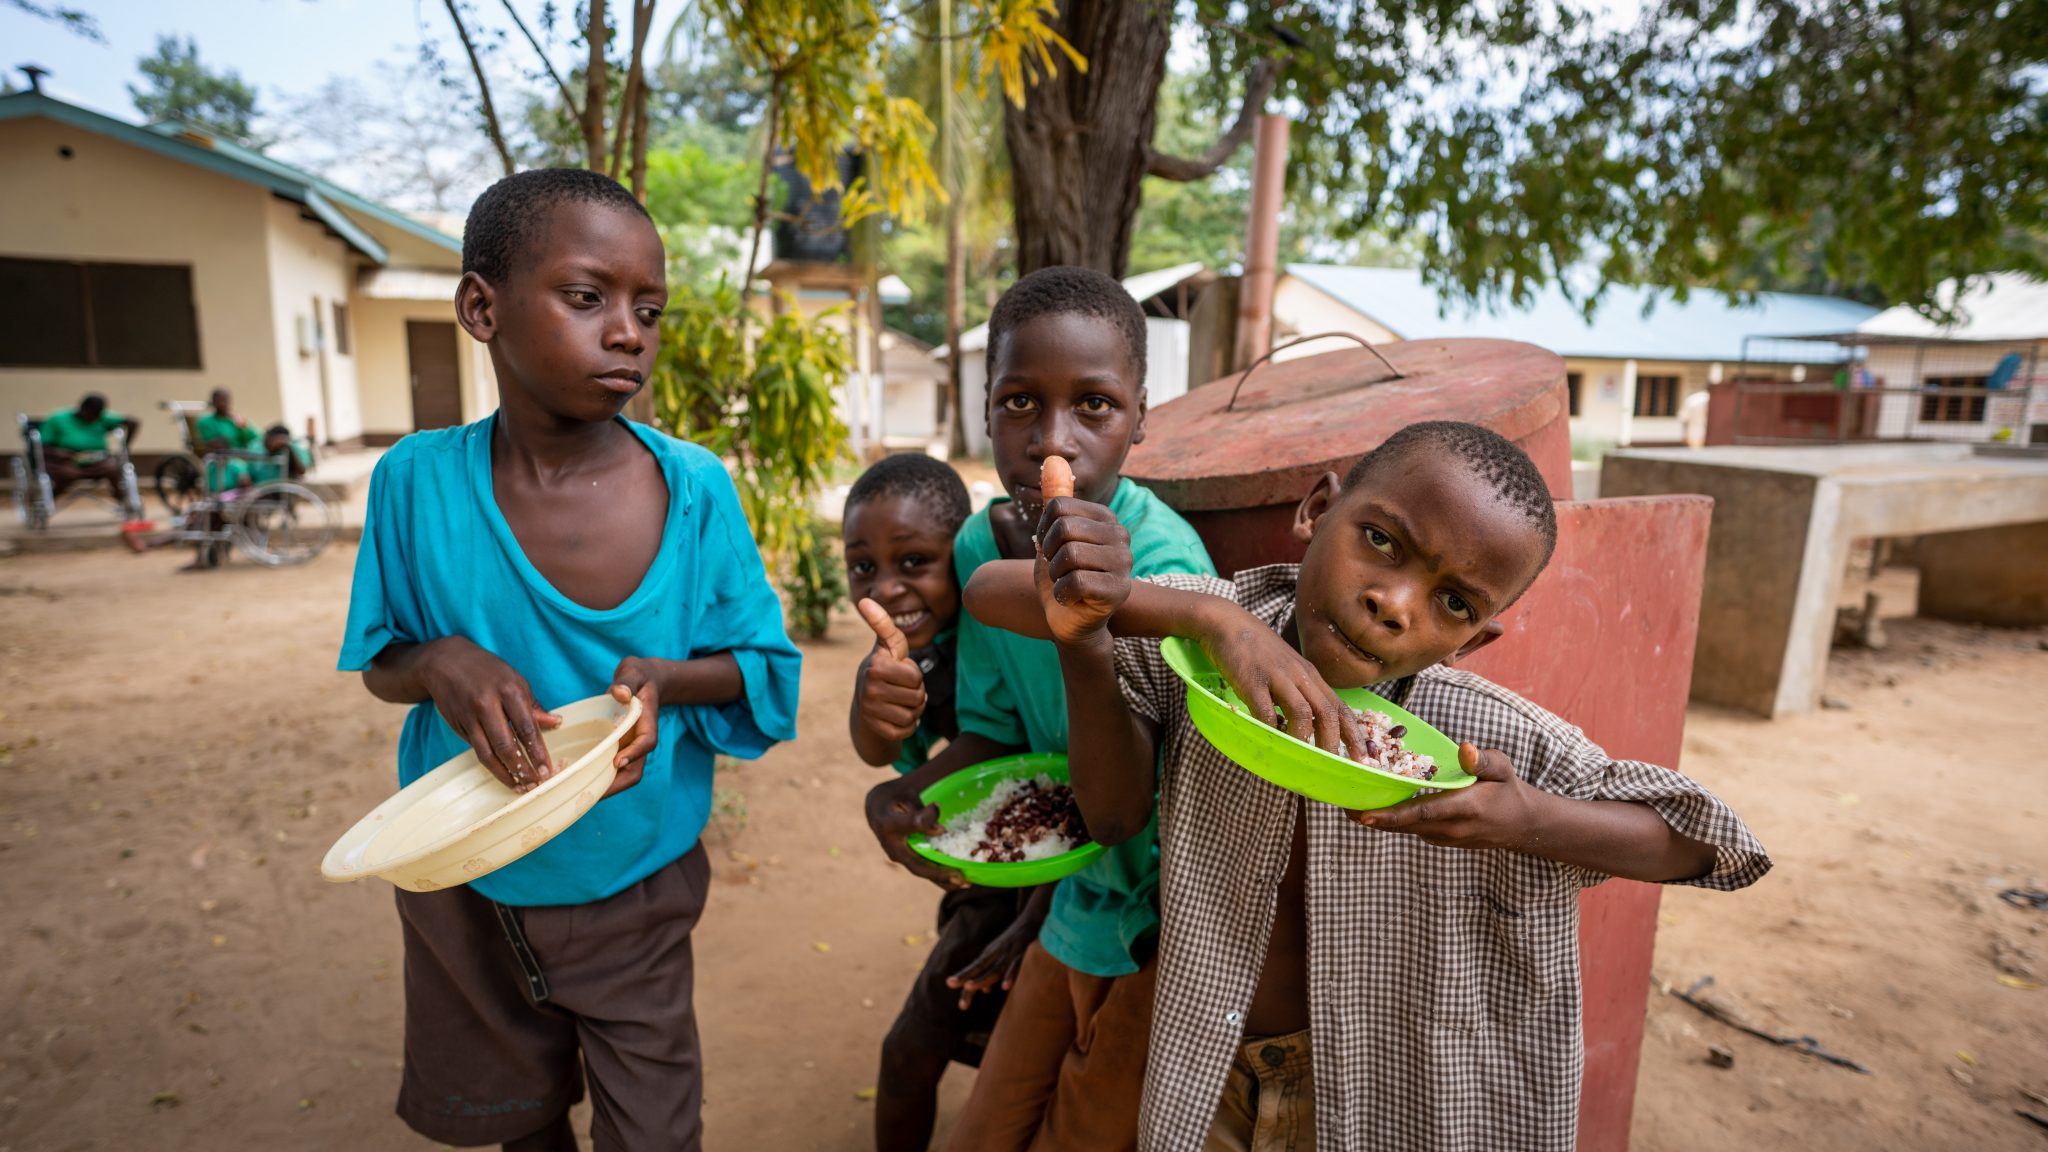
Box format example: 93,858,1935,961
1270,264,1883,448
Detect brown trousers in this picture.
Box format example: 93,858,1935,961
392,844,711,1149
1203,1029,1317,1152
943,940,1157,1152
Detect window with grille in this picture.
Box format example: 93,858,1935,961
332,301,352,355
1567,372,1582,417
0,256,200,368
1919,376,1988,423
1634,374,1680,417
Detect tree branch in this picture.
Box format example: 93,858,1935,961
1144,56,1282,182
497,0,582,123
440,0,516,177
609,0,654,181
583,0,610,170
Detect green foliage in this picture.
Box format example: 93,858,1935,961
129,34,261,144
702,0,1078,228
1180,0,2045,317
779,520,848,641
644,136,755,229
1133,70,1423,274
649,279,852,571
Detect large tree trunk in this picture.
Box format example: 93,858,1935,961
1003,1,1173,277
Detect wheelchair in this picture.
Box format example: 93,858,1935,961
12,413,146,530
147,400,337,567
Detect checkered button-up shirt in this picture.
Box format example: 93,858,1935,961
1115,566,1771,1152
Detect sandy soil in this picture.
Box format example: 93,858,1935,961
0,547,2042,1151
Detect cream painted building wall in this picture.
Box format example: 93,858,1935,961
1864,342,2047,442
352,293,497,440
0,116,280,453
1270,277,1400,357
262,197,361,443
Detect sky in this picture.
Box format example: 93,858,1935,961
0,0,679,122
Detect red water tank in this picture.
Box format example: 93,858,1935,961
1126,339,1573,575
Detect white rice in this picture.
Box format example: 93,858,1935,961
927,774,1080,862
1340,708,1437,780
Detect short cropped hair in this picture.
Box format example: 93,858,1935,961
462,168,650,284
986,265,1148,384
77,393,107,415
1344,421,1558,573
845,452,972,536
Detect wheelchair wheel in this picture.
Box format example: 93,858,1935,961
11,455,49,530
231,482,336,567
155,455,203,515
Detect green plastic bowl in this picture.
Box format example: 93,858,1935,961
1159,636,1473,810
907,752,1106,887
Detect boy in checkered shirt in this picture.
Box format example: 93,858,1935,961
964,421,1770,1152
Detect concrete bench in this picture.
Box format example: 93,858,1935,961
1602,443,2048,716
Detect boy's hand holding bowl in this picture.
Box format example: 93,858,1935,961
415,636,562,792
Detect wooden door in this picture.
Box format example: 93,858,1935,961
406,321,463,431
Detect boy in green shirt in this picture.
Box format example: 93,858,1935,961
843,452,1044,1152
38,393,137,498
863,266,1214,1152
193,388,263,490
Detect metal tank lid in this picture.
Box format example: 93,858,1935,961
1125,338,1567,511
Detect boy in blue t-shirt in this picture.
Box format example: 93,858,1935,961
863,267,1215,1151
338,169,800,1152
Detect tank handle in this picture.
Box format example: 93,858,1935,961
1225,331,1404,412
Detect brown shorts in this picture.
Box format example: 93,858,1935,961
942,939,1158,1152
392,844,711,1149
889,885,1027,1067
1204,1029,1316,1152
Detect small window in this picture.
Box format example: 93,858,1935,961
1566,372,1582,417
0,255,199,368
1634,374,1681,418
332,301,352,355
1919,377,1988,423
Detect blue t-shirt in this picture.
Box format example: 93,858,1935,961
337,416,802,906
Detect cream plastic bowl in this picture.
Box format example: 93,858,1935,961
321,693,642,892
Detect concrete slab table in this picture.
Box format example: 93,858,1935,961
1602,443,2048,716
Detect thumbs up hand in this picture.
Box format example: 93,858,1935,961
855,597,928,745
1033,456,1133,648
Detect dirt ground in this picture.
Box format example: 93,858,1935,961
0,546,2042,1152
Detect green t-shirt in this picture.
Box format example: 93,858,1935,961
953,477,1214,977
891,623,957,775
194,413,260,453
40,408,126,454
247,441,313,485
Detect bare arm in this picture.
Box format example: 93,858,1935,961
1055,630,1162,846
966,558,1252,642
1357,745,1719,883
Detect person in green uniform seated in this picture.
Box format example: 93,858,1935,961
194,389,264,491
38,393,138,499
245,425,312,485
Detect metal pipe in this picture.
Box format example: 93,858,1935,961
1232,114,1290,371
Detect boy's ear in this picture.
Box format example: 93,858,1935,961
1291,472,1343,545
454,272,496,343
1445,619,1507,665
1130,387,1149,447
